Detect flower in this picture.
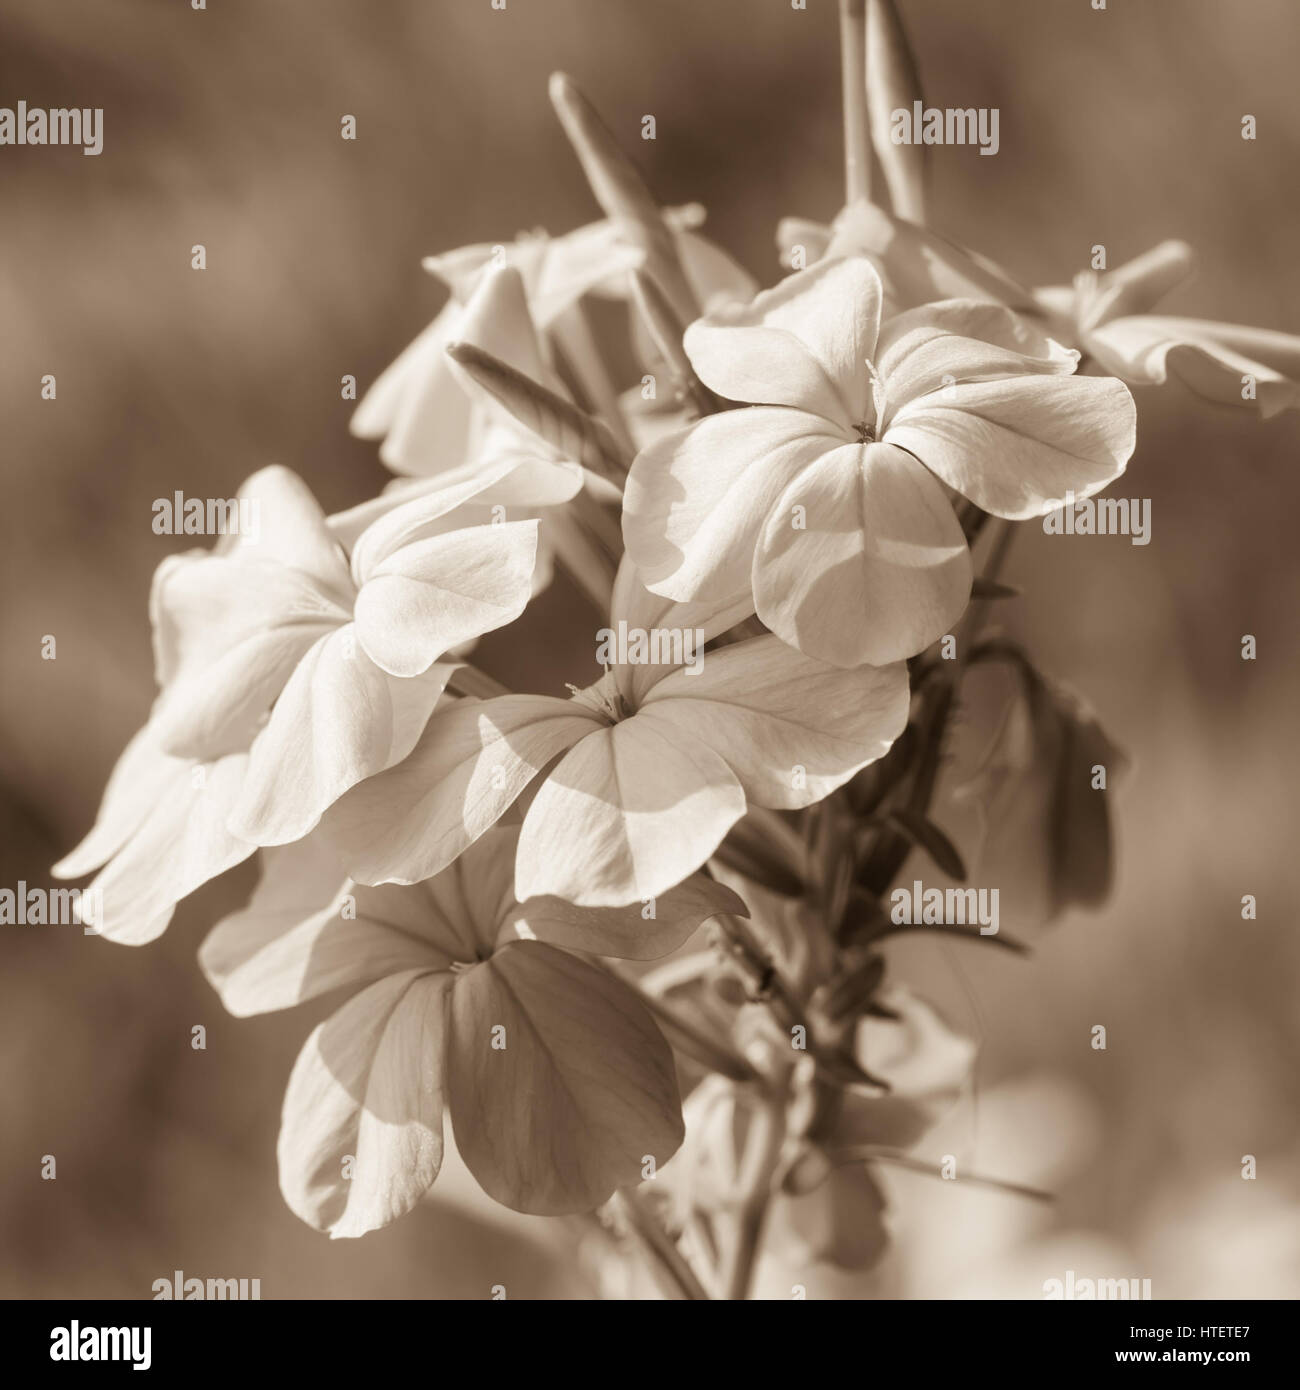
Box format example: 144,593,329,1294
199,826,744,1233
623,254,1136,667
53,465,541,940
320,559,909,906
1033,242,1300,418
351,210,755,480
816,201,1300,417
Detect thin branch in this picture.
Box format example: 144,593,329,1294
834,1146,1054,1204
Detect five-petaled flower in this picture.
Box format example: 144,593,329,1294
200,826,743,1234
321,559,909,907
624,254,1137,668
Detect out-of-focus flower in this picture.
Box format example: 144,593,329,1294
321,559,909,906
801,201,1300,417
624,255,1136,666
1034,242,1300,418
200,826,740,1235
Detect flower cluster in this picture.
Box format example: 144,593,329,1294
55,6,1298,1298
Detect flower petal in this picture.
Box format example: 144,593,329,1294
278,969,452,1238
350,301,476,479
339,456,579,578
505,871,748,961
447,263,569,402
641,633,909,806
608,557,755,709
353,520,539,678
85,753,255,945
150,554,348,759
884,372,1137,519
623,406,838,601
218,466,355,588
228,630,455,846
515,718,747,906
52,719,178,879
200,849,454,1017
776,215,833,270
875,298,1078,411
826,200,1036,313
447,941,682,1213
754,442,971,666
683,256,882,423
321,696,600,886
1085,315,1300,418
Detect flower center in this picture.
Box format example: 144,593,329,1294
567,672,627,724
854,359,888,443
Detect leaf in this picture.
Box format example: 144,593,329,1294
885,807,968,880
446,941,684,1213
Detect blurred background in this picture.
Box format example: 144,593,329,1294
1,0,1297,1298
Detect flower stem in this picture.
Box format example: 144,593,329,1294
613,1189,712,1300
720,1071,791,1299
831,1147,1054,1203
838,0,872,205
446,664,512,699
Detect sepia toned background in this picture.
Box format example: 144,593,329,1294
1,0,1297,1297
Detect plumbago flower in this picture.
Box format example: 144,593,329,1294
350,207,754,482
330,265,605,606
199,826,744,1233
624,253,1137,666
321,558,909,906
799,199,1300,417
55,0,1247,1298
53,464,540,941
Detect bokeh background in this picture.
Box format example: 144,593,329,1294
2,0,1297,1298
